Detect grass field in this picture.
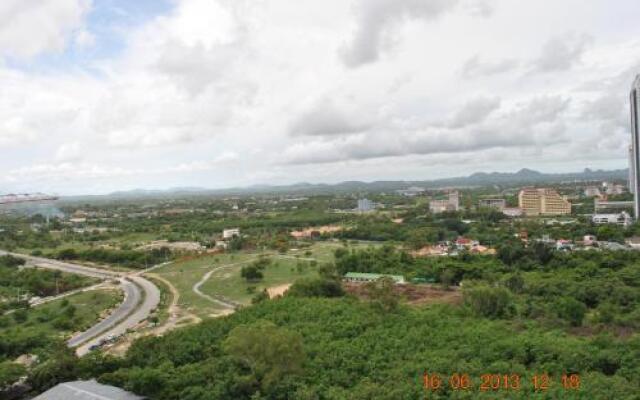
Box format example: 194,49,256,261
0,289,123,340
149,240,379,318
200,253,319,305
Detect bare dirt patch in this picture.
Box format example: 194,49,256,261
343,282,462,306
267,284,292,298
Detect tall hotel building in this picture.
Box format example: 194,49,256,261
631,75,640,218
518,188,571,216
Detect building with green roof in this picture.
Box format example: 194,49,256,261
343,272,405,284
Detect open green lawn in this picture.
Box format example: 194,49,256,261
151,252,260,318
200,253,319,305
0,289,123,340
150,240,380,318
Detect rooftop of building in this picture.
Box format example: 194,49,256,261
33,380,144,400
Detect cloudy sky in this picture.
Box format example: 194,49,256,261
1,0,639,195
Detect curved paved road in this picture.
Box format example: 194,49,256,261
0,250,160,356
67,278,140,348
76,275,160,356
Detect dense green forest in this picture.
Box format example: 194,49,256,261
20,245,635,399
62,297,638,399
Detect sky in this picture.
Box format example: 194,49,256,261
1,0,639,195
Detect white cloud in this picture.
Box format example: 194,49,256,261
448,96,501,128
533,32,593,73
0,0,91,59
461,55,519,78
289,99,372,136
74,29,96,49
340,0,459,67
0,0,637,194
55,142,82,162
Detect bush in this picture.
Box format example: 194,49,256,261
553,297,587,327
464,285,514,319
286,278,344,298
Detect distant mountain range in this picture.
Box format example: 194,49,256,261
64,167,630,200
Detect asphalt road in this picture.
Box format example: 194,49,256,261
67,278,140,348
0,250,160,356
75,275,160,356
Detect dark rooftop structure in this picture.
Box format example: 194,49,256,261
33,380,143,400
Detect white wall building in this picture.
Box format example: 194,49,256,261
584,186,602,198
478,198,506,210
429,191,460,214
223,228,240,239
357,198,375,212
592,211,632,227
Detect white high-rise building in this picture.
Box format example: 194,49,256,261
357,198,374,212
630,75,640,218
630,145,636,194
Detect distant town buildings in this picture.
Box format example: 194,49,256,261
396,186,426,197
357,198,375,212
592,211,632,227
584,186,602,198
478,198,506,210
518,188,571,216
429,190,460,214
602,181,625,195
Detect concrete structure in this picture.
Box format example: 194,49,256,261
607,184,626,195
584,186,602,198
625,236,640,249
594,199,634,212
33,380,143,400
518,188,571,216
630,75,640,218
478,198,506,210
583,235,597,246
502,207,523,217
222,228,240,239
592,211,632,227
357,198,374,212
602,181,625,195
343,272,405,284
429,191,460,214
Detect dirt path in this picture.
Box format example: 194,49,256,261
192,257,259,309
147,272,201,333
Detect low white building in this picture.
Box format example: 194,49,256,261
592,211,632,227
223,228,240,239
478,198,506,210
602,182,626,195
583,235,597,246
396,186,426,197
502,207,523,217
584,186,602,197
429,191,460,214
